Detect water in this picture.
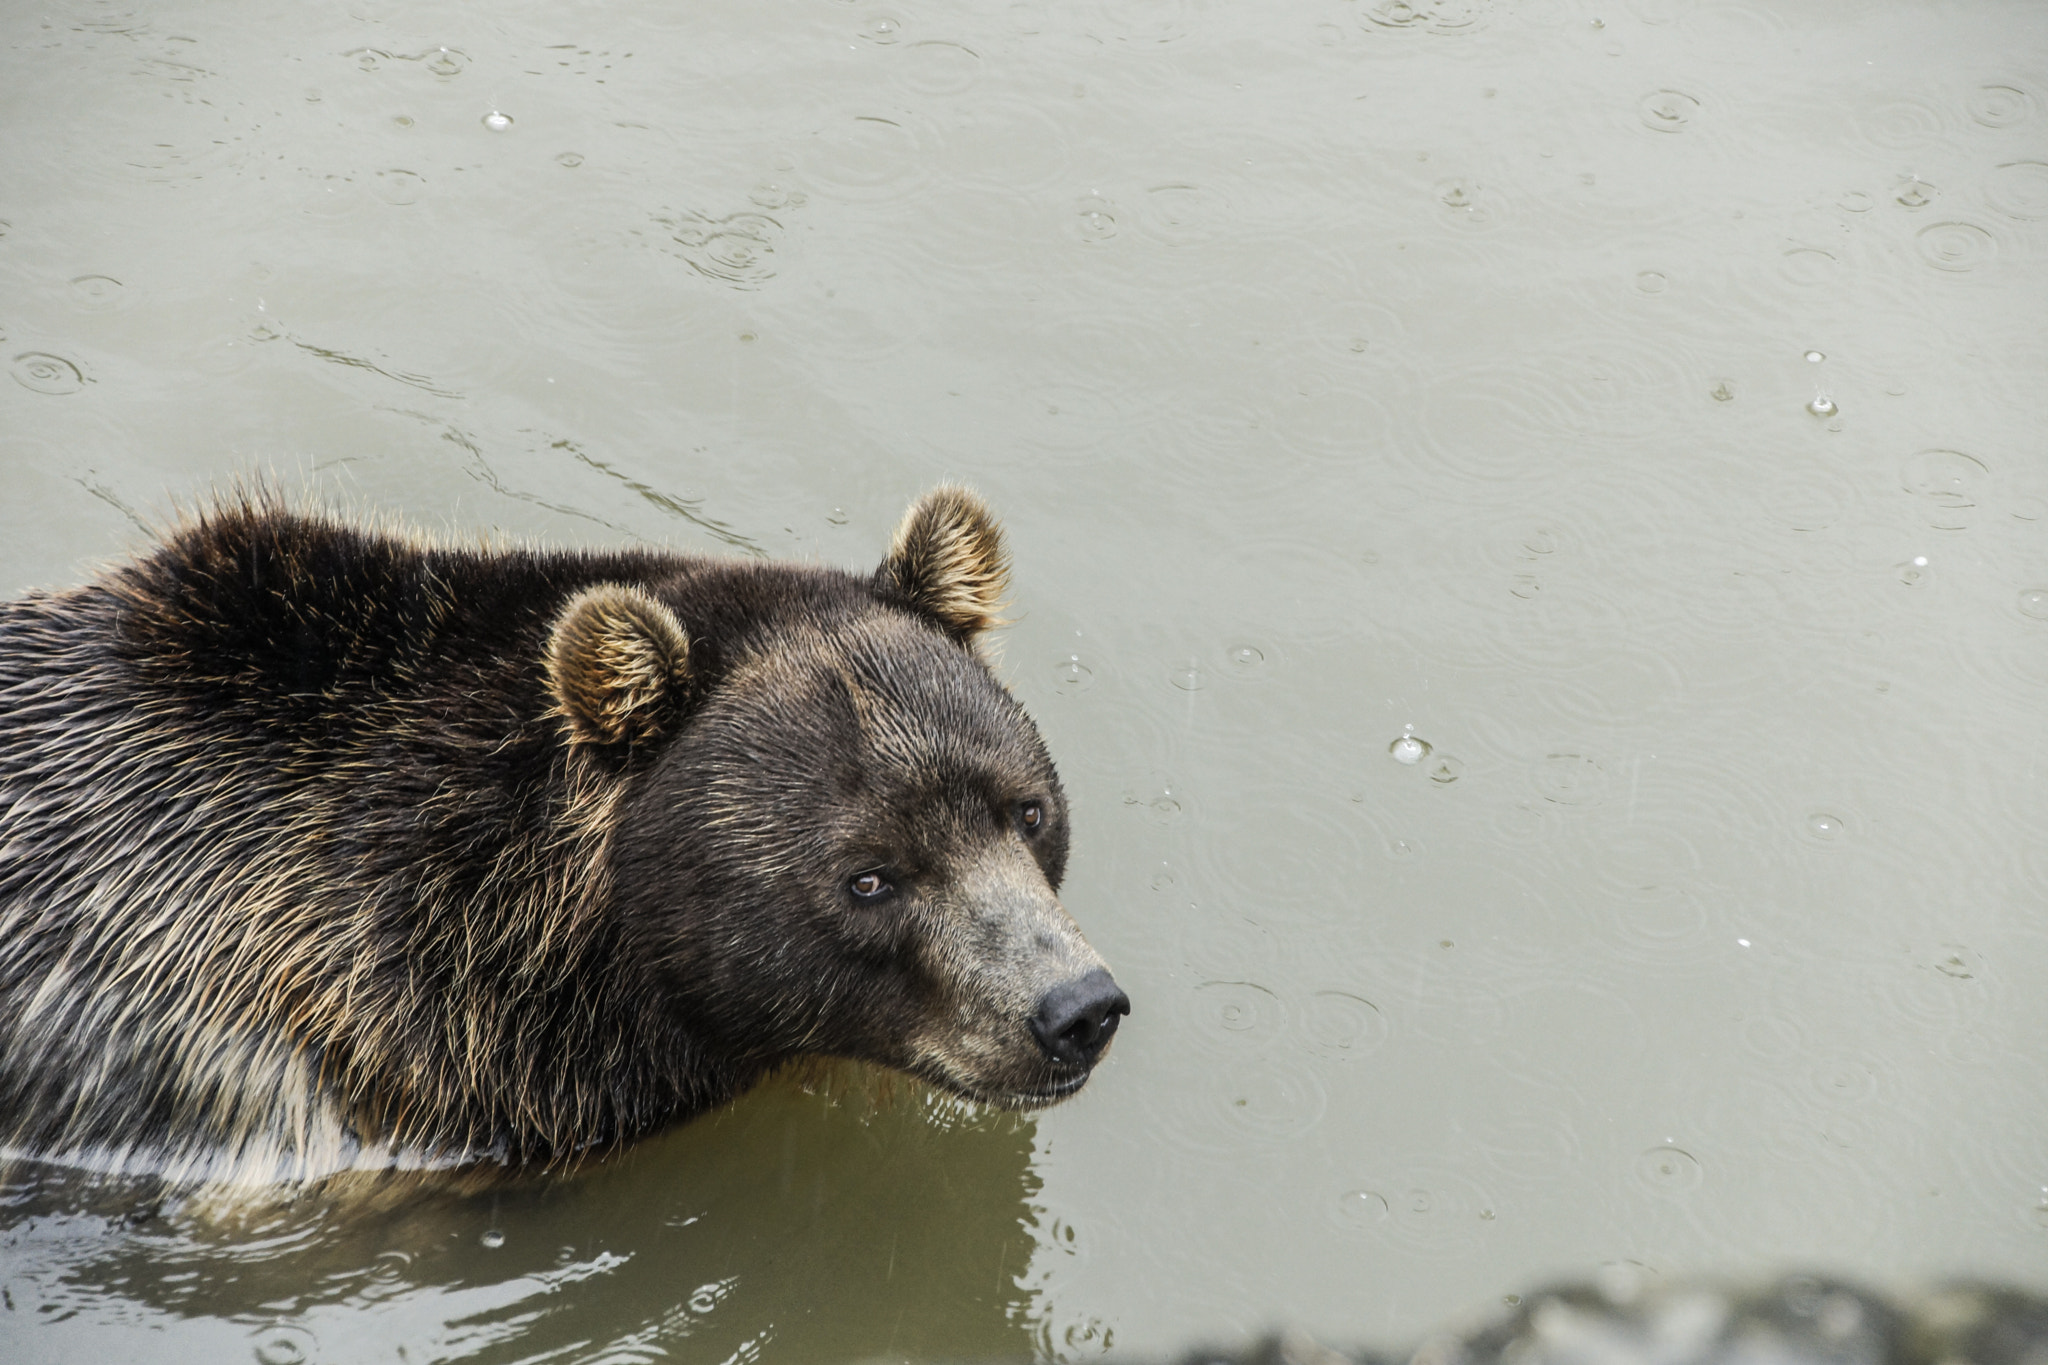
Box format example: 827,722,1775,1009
2,0,2046,1360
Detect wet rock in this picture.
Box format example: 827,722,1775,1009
1163,1276,2048,1365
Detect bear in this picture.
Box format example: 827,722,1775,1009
0,486,1128,1189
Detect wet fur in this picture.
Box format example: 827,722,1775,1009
0,488,1098,1191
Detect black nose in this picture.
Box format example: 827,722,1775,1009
1030,968,1131,1067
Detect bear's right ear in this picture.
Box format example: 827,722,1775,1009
875,485,1010,643
545,584,692,751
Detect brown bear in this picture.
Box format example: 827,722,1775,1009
0,487,1127,1188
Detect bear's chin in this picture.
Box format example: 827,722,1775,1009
917,1064,1097,1111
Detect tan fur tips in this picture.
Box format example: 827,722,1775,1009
876,486,1010,642
545,585,691,749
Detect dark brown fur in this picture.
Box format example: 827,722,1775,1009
0,487,1117,1189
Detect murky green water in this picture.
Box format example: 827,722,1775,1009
3,0,2046,1360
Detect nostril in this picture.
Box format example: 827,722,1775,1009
1030,969,1132,1066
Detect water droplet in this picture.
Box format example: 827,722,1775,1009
1837,191,1874,213
2017,589,2048,620
1225,643,1265,669
555,151,584,168
1634,270,1667,293
1804,350,1825,363
1710,380,1734,402
1335,1189,1389,1224
1050,656,1094,694
1894,177,1935,209
481,110,513,132
860,15,901,43
1634,1144,1703,1193
1169,661,1204,691
1916,220,1997,272
1149,795,1182,819
1387,837,1420,859
1895,557,1930,587
426,48,467,78
1425,755,1463,784
392,114,413,128
1807,395,1837,417
1806,813,1843,839
480,1229,505,1248
1389,735,1430,765
1638,89,1701,132
11,352,86,395
1073,195,1117,241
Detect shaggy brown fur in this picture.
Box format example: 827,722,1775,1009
0,488,1123,1190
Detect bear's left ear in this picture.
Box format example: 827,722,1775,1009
545,584,692,751
875,485,1010,643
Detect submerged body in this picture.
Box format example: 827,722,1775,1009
0,489,1126,1188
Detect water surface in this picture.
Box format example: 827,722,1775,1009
2,0,2046,1359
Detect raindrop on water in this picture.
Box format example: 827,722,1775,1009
1425,755,1463,784
1634,270,1667,293
1916,221,1996,272
1389,735,1430,765
1169,662,1204,691
481,110,513,132
11,352,86,396
252,1330,314,1365
1806,395,1837,417
1804,350,1825,363
1335,1189,1389,1224
1638,89,1701,132
555,151,584,168
1051,656,1094,694
1894,177,1935,209
1967,84,2033,129
1709,380,1734,402
1895,556,1930,587
1807,813,1843,839
2017,589,2048,620
480,1229,506,1248
1634,1144,1704,1193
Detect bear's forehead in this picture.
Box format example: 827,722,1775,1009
718,614,1047,779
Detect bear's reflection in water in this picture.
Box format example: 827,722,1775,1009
0,1063,1043,1363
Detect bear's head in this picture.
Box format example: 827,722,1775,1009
546,488,1128,1110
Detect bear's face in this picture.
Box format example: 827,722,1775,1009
574,489,1128,1110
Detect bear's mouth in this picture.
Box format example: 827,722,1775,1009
943,1066,1095,1110
912,1057,1097,1110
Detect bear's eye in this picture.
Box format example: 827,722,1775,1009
1019,801,1045,834
848,869,893,901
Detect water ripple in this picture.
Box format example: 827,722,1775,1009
658,209,784,289
1984,161,2048,219
1915,220,1998,273
11,352,88,395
